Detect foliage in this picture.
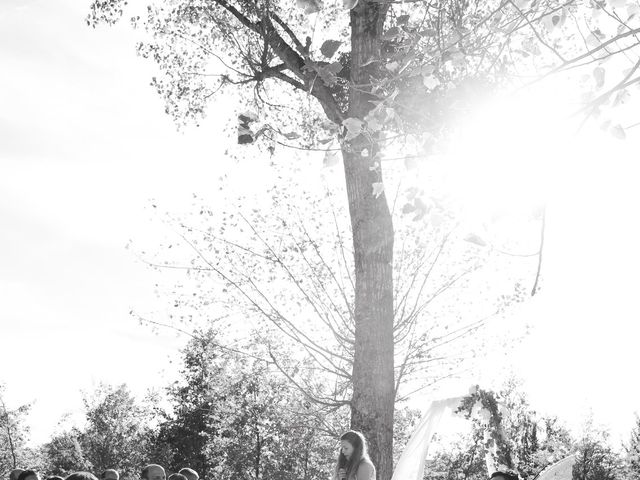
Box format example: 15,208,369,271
43,385,157,480
0,386,34,475
572,431,621,480
454,382,575,480
43,428,92,476
625,416,640,480
157,328,343,480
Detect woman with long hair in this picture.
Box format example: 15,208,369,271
335,431,376,480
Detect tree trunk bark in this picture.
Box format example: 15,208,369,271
345,4,394,477
343,141,395,480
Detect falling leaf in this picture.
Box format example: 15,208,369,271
421,64,436,75
386,61,399,72
423,75,440,90
593,66,605,88
610,124,626,139
541,8,566,32
372,182,385,198
401,203,415,214
296,0,321,13
342,117,364,141
404,156,417,169
366,116,383,132
320,40,342,58
513,0,531,8
343,0,358,10
613,89,630,106
323,148,340,167
382,27,401,40
464,233,487,247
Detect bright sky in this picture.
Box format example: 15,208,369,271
1,0,639,450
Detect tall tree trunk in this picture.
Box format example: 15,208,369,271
345,3,394,479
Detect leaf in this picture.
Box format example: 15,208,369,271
610,124,626,139
382,27,402,40
323,148,340,167
361,148,369,157
342,117,364,141
464,233,487,247
593,66,605,88
423,75,440,90
613,89,630,106
541,8,566,32
320,40,342,58
421,64,436,75
372,182,385,198
283,132,301,140
343,0,358,10
397,14,410,25
385,61,399,72
326,61,343,74
296,0,321,13
401,203,415,214
412,197,428,221
366,116,383,132
312,61,342,86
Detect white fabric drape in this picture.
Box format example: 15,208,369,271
391,397,464,480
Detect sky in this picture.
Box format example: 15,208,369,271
1,0,639,450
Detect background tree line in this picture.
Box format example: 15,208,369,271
2,335,640,480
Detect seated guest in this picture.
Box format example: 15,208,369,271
17,471,39,480
9,470,24,480
101,471,119,480
65,473,99,480
141,465,166,480
178,469,198,480
167,474,187,480
490,471,519,480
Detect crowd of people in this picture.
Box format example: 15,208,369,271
5,465,199,480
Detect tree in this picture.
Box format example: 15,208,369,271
44,385,157,479
86,0,557,475
572,437,620,480
625,415,640,480
157,328,344,480
43,428,92,476
80,384,157,479
0,386,32,475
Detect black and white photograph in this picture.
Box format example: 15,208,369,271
1,2,639,480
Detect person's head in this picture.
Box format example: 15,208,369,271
17,470,39,480
490,471,519,480
337,431,368,478
65,472,99,480
101,470,119,480
141,465,166,480
167,474,187,480
178,469,198,480
9,469,24,480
